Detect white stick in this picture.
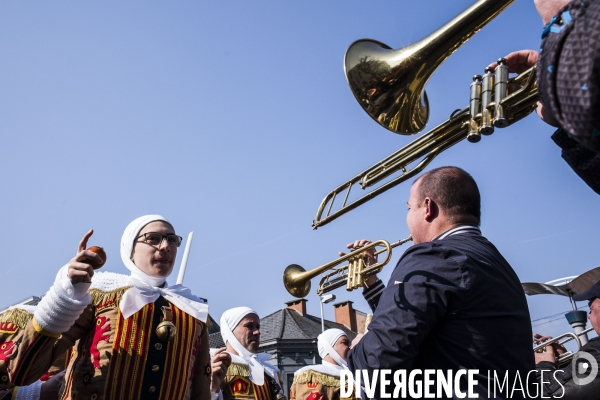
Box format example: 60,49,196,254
176,232,194,285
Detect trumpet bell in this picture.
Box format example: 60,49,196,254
283,264,311,298
345,39,429,135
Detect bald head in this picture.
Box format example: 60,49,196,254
414,166,481,225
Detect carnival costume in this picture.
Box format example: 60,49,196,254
289,329,350,400
8,215,211,400
218,307,284,400
0,304,69,400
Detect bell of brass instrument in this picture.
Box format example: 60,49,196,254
533,327,594,367
312,0,539,229
283,236,412,298
345,0,515,134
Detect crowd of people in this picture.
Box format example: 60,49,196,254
0,166,597,400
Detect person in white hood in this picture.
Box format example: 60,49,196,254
215,307,285,400
289,329,351,400
8,215,217,400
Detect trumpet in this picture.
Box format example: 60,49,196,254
283,236,412,298
312,0,539,229
533,327,594,367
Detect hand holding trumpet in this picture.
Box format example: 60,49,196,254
533,333,567,364
339,239,379,288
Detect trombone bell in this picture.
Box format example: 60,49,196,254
344,0,516,134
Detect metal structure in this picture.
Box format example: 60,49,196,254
320,294,336,332
523,266,600,349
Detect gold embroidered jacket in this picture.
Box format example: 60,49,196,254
0,307,70,399
221,362,284,400
8,287,211,400
289,369,351,400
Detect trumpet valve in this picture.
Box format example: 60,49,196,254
480,109,494,135
493,58,509,127
480,67,495,135
467,119,481,143
494,104,508,128
346,258,364,291
467,75,482,143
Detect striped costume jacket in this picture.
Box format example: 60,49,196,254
8,272,211,400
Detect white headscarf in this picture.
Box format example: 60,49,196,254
317,328,348,368
294,329,349,378
220,307,269,385
118,215,208,322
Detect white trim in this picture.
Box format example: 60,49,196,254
436,225,481,240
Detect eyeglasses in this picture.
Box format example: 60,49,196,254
136,232,182,248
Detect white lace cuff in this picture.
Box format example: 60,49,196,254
33,277,91,334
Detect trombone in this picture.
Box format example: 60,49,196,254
283,236,412,298
533,327,595,367
312,0,539,229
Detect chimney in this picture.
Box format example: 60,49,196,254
285,299,307,315
333,300,357,331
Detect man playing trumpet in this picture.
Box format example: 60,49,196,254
534,279,600,399
345,166,535,398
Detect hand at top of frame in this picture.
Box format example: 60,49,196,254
490,50,560,128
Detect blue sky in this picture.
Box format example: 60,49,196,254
1,0,598,342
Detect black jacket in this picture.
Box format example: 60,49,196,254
348,227,535,399
537,0,600,194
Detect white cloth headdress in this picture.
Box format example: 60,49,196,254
119,215,208,322
317,328,348,368
220,307,267,385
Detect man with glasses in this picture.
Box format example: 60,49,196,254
7,215,224,400
534,280,600,399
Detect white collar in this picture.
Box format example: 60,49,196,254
435,225,481,240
